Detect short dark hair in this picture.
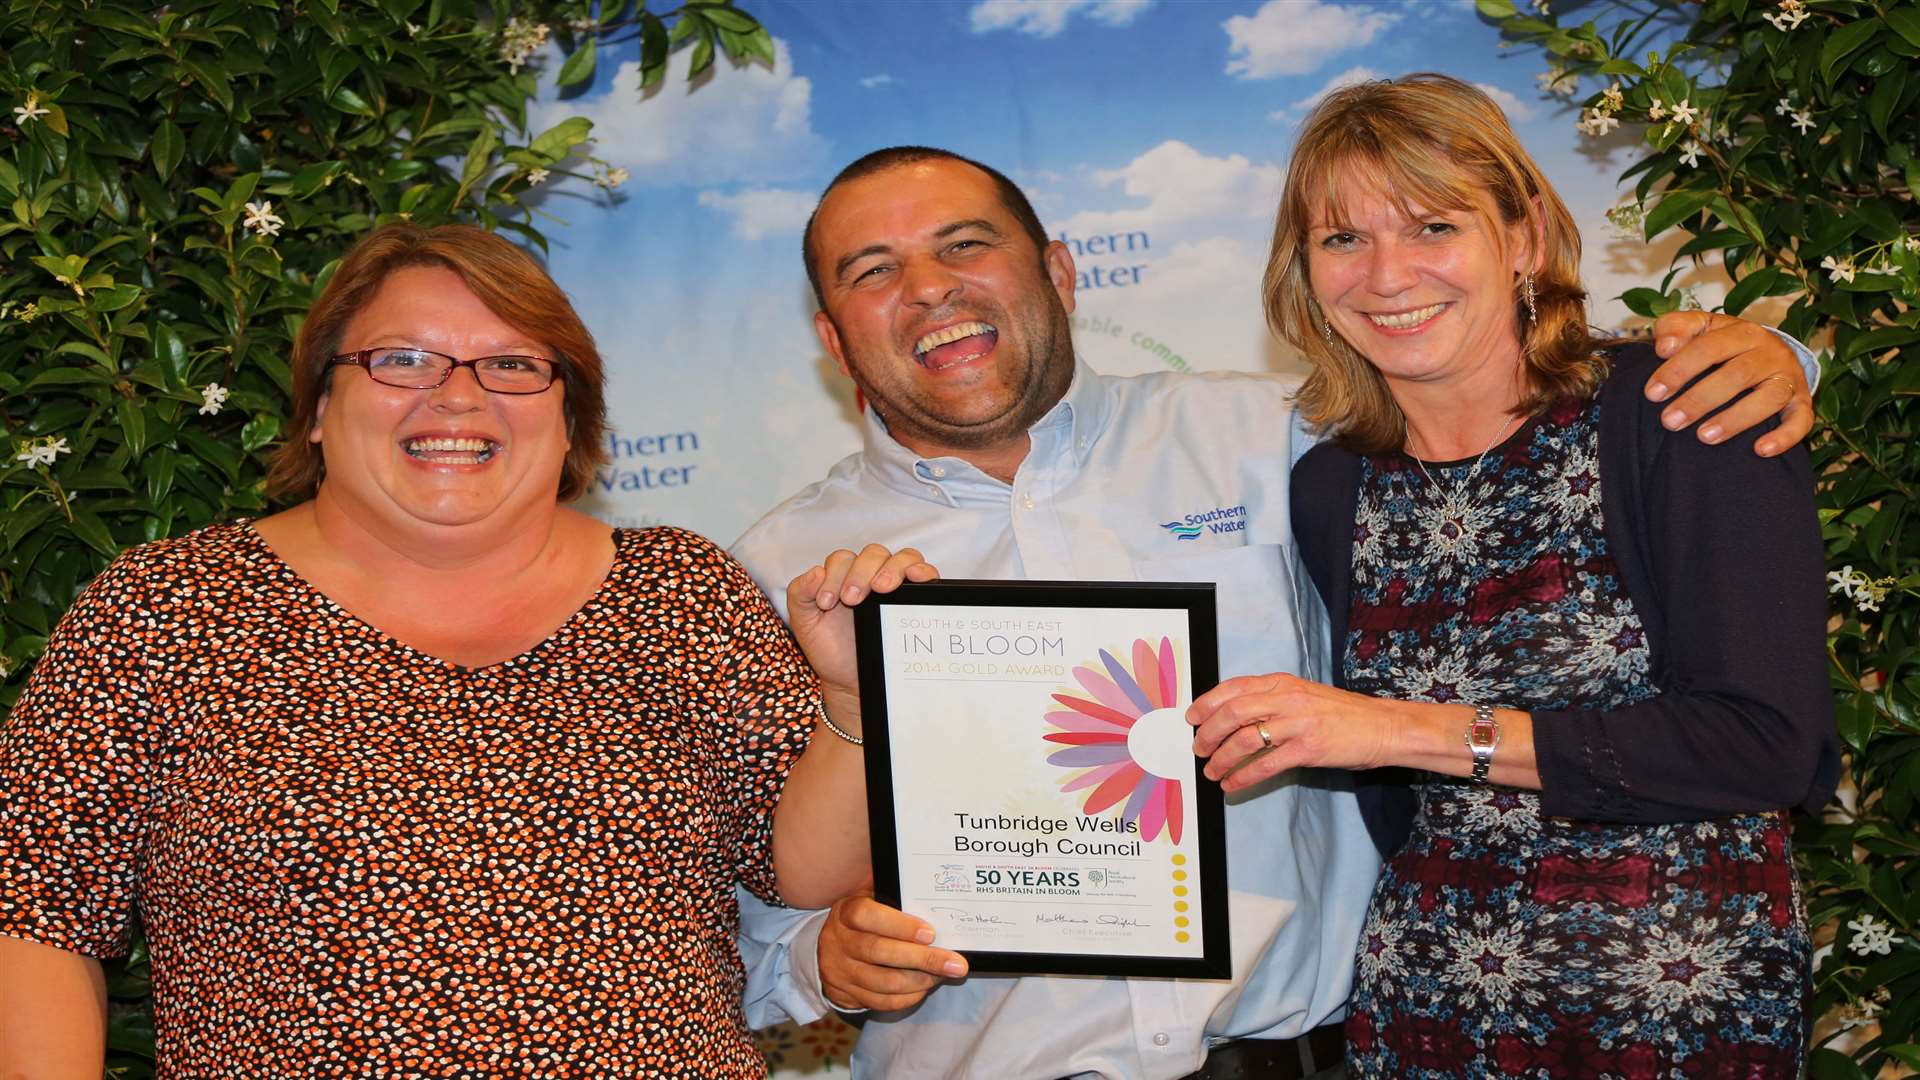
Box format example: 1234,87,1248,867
801,146,1050,310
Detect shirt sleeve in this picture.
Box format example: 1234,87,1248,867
703,540,822,907
737,886,836,1028
0,554,162,958
1531,363,1836,821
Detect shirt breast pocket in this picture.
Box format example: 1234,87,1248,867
1131,543,1312,683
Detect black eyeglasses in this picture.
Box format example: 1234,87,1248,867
329,348,561,395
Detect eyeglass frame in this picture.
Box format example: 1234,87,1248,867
326,347,565,395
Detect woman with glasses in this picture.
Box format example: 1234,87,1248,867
0,223,892,1077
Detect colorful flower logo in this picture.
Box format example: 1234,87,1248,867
1043,637,1188,843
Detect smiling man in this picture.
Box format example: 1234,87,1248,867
732,146,1818,1080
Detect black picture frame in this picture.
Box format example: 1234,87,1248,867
852,579,1230,979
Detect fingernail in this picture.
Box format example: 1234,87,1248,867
844,585,864,603
942,960,966,977
1700,424,1723,443
914,927,935,945
1656,337,1678,355
1661,409,1687,430
818,591,835,609
1646,381,1669,401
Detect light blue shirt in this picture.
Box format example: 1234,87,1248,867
730,361,1380,1080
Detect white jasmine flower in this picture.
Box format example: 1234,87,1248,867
199,383,230,416
1847,913,1899,955
1670,99,1700,126
1678,140,1704,167
594,166,629,189
1776,97,1794,116
1647,98,1667,121
1536,64,1578,98
1576,108,1620,137
1821,255,1857,284
525,167,550,185
498,17,551,74
1601,82,1624,111
1604,202,1644,243
1765,0,1810,29
1792,109,1817,134
242,200,284,238
14,435,71,468
1905,236,1918,253
12,93,49,124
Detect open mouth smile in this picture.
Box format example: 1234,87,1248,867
913,320,999,370
404,436,499,465
1366,303,1448,331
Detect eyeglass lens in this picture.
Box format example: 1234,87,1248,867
364,348,555,393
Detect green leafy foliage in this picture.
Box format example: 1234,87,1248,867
0,2,772,1073
1493,0,1917,1068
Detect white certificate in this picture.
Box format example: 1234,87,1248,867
852,580,1229,978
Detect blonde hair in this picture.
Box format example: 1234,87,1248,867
1264,72,1610,453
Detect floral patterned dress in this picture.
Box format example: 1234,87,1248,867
1340,395,1808,1079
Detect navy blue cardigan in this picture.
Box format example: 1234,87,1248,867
1292,345,1840,856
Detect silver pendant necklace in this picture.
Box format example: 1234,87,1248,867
1406,413,1517,521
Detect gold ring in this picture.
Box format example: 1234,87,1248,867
1257,724,1273,749
1761,373,1794,392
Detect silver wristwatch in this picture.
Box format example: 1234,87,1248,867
1464,704,1499,785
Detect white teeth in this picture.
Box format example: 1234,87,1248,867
1367,304,1446,330
914,321,996,356
406,437,493,452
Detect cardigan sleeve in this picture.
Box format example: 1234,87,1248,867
1531,346,1839,822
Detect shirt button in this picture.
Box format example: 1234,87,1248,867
1152,1033,1170,1047
931,466,947,478
1023,495,1036,510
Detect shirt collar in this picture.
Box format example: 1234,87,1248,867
857,357,1114,504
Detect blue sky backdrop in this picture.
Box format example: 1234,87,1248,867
520,0,1675,542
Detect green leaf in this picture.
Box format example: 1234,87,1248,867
1477,0,1518,16
1723,267,1785,316
1644,189,1716,240
556,35,597,88
239,414,280,452
460,128,500,189
331,85,375,117
151,119,184,181
689,31,716,80
1820,18,1881,85
693,4,760,33
53,342,116,371
117,398,148,457
1869,63,1909,144
527,117,592,161
68,509,119,558
1885,6,1920,50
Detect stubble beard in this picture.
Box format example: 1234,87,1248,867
838,292,1075,454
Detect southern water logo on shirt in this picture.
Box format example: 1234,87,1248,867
1160,504,1247,540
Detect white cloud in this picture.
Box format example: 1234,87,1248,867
970,0,1153,38
1270,65,1380,121
1062,140,1285,238
525,37,826,187
698,187,816,240
1223,0,1400,80
1473,82,1536,122
860,74,894,88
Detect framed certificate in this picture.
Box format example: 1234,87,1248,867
853,580,1230,979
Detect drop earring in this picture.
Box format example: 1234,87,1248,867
1523,273,1538,322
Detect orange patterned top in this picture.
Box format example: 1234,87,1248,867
0,523,819,1077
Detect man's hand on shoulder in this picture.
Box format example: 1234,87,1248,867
819,894,968,1014
1643,311,1814,457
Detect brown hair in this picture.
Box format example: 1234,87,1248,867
802,146,1050,310
1264,72,1610,453
267,223,609,501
